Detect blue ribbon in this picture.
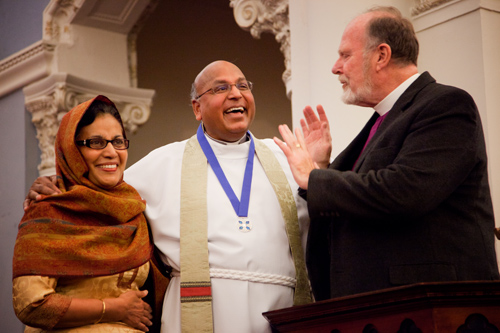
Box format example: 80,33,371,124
197,124,254,217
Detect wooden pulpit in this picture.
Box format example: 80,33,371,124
263,281,500,332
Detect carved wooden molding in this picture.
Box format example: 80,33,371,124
457,313,499,332
24,73,155,176
263,281,500,331
230,0,292,98
411,0,456,16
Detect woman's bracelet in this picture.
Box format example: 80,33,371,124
94,299,106,324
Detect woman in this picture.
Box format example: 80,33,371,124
12,96,154,332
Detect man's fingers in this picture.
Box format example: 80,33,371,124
321,121,332,141
316,104,328,122
31,176,62,196
300,118,310,137
294,127,307,149
24,190,42,209
23,198,32,211
273,137,290,156
303,106,320,129
40,182,61,195
277,124,290,143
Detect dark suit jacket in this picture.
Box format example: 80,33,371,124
305,72,499,300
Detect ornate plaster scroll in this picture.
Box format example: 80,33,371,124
230,0,292,98
411,0,456,16
43,0,82,45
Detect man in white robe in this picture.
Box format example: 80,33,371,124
125,61,311,332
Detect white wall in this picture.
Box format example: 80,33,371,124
55,25,131,87
414,0,500,265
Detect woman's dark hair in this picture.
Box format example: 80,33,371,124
75,100,127,139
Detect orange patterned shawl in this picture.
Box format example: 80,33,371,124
13,95,152,279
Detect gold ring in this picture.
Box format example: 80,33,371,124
295,144,301,148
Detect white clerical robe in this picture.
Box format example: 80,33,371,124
124,133,309,333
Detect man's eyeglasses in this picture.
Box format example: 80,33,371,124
76,138,129,150
195,81,253,99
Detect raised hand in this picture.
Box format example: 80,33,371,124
274,124,318,190
301,105,332,169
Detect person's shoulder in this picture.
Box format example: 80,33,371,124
152,139,189,154
425,82,477,113
141,139,188,159
420,72,474,100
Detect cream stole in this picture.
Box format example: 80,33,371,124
179,134,311,332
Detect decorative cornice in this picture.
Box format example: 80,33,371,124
411,0,456,16
24,73,155,176
0,41,55,98
230,0,292,98
411,0,500,32
0,43,52,73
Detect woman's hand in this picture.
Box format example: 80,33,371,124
106,290,153,332
54,290,152,331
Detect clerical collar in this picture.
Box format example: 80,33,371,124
201,123,249,145
374,73,420,116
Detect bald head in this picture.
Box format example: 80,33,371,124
190,60,256,142
191,61,246,100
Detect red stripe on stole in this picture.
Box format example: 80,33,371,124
180,286,212,297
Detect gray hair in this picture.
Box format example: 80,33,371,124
364,6,419,66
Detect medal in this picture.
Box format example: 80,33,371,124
197,124,254,232
238,219,252,232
